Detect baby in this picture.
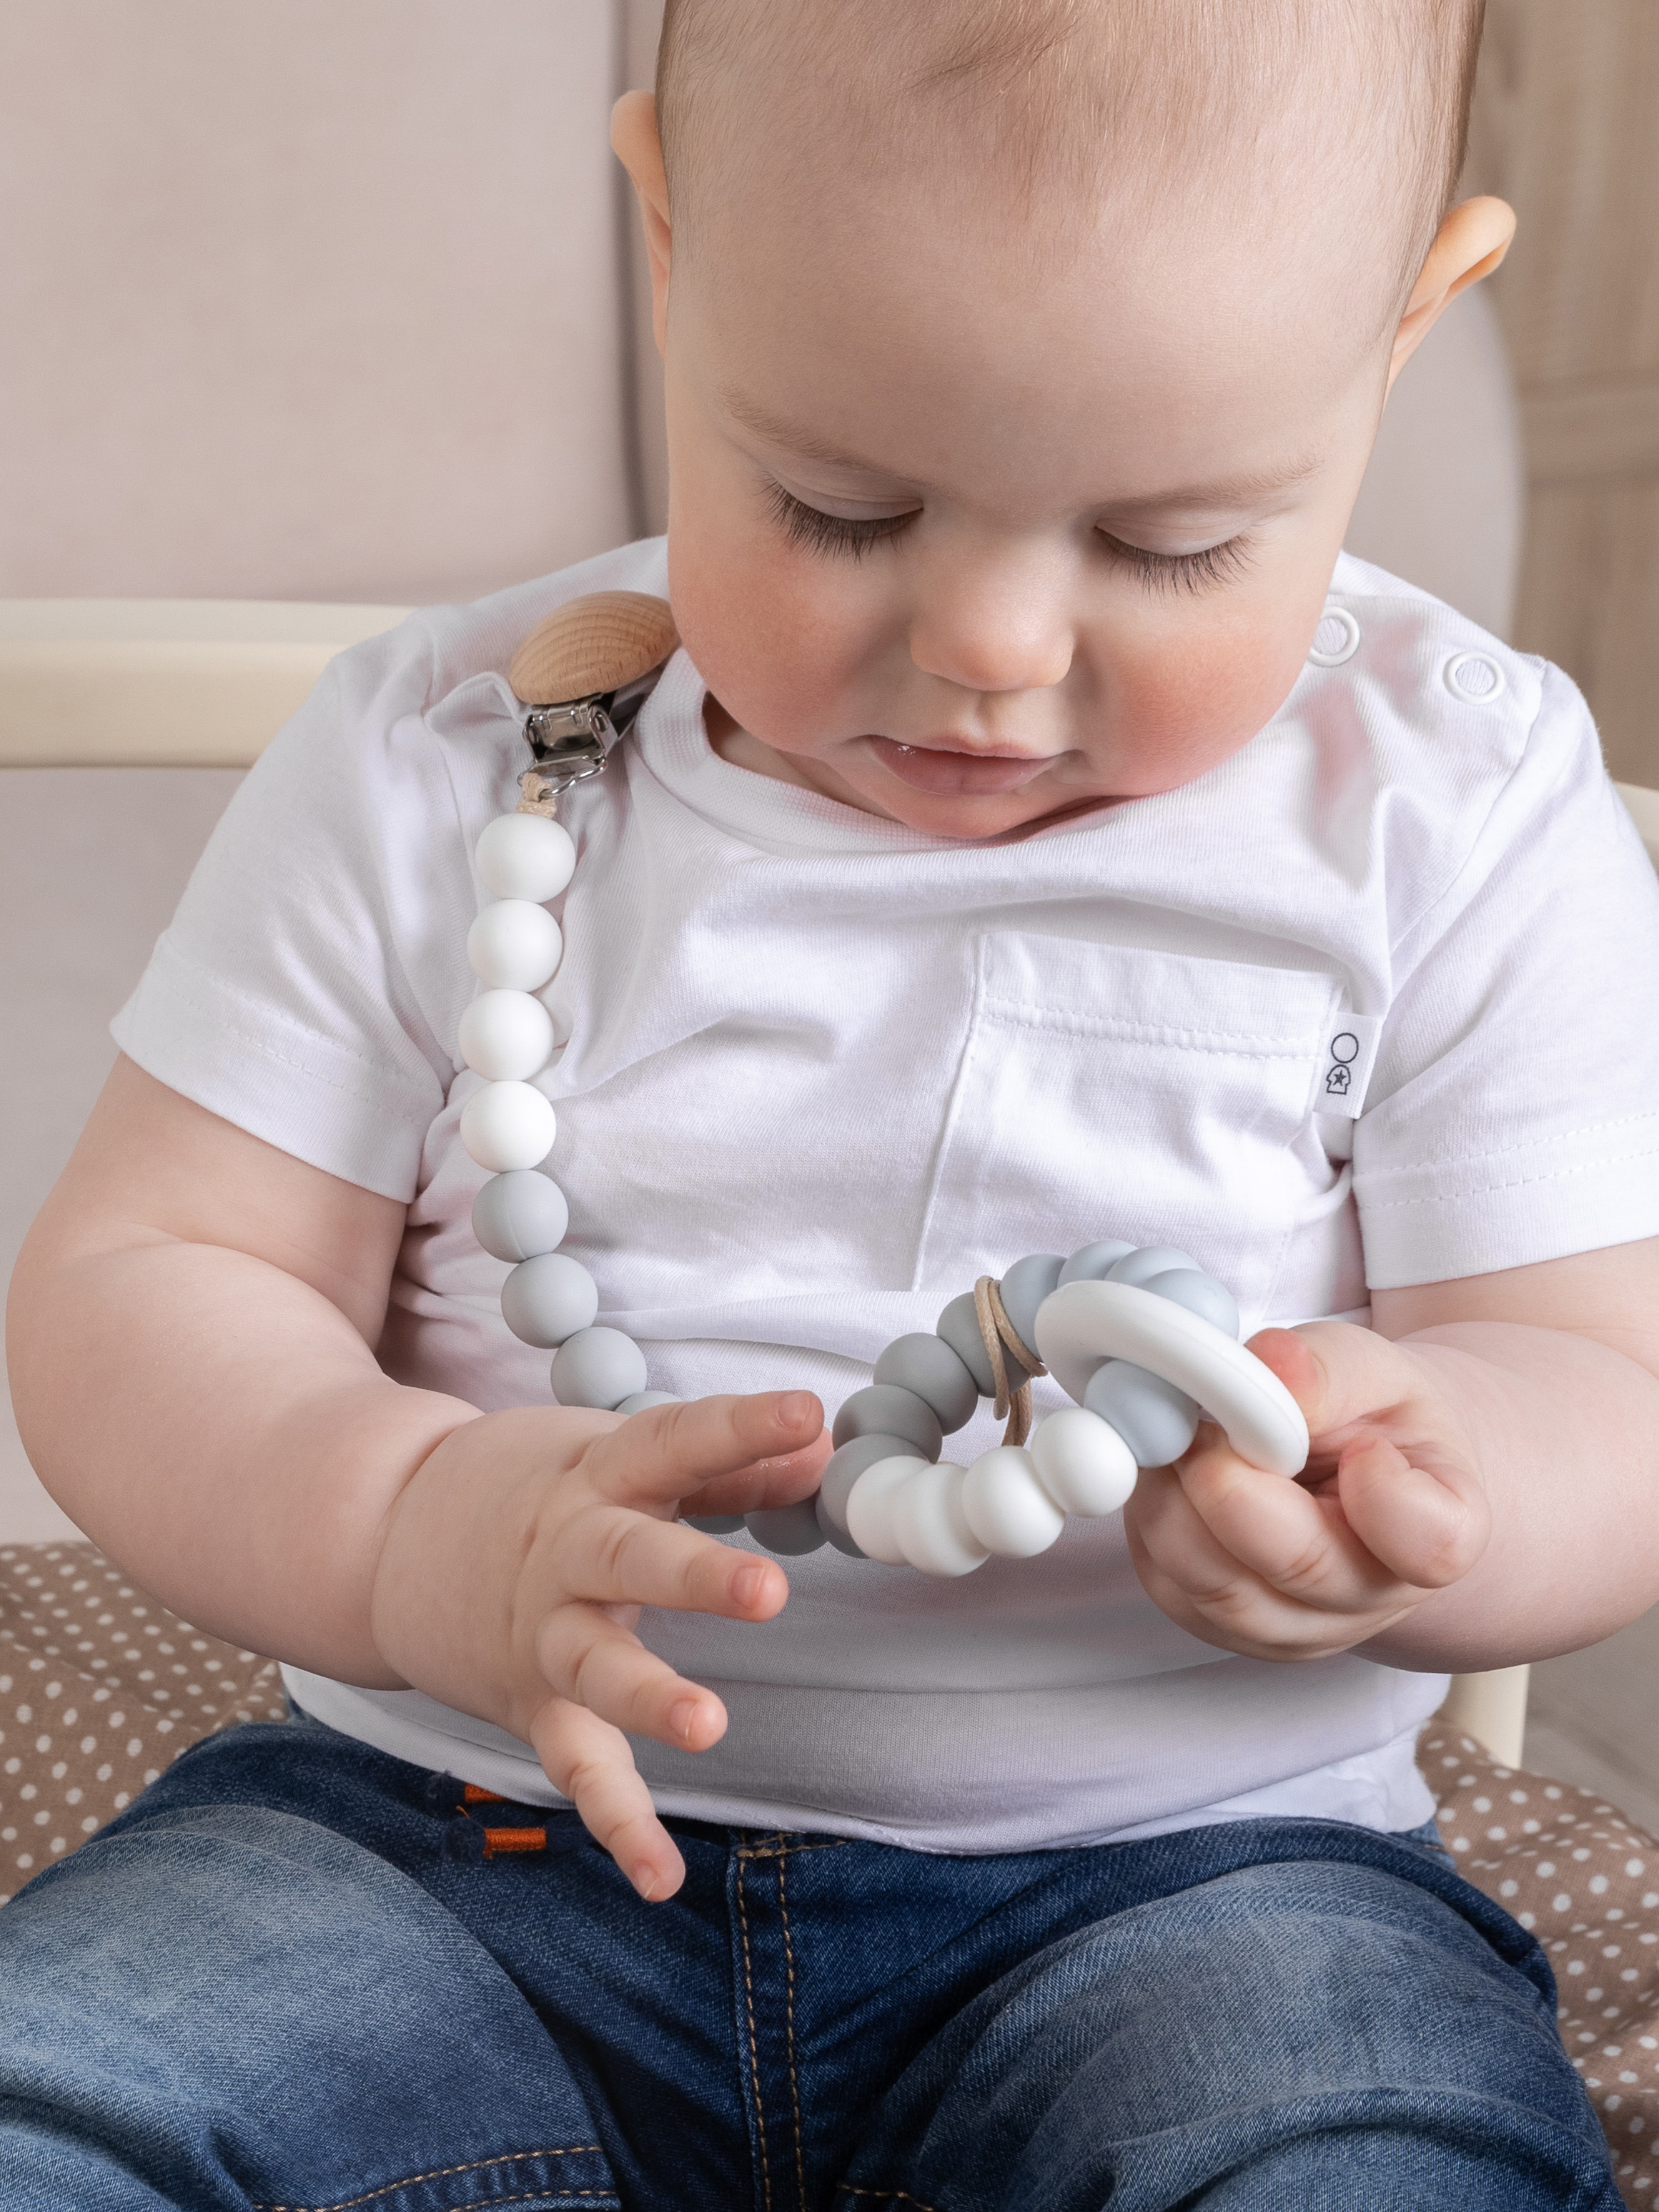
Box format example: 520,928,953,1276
6,0,1659,2206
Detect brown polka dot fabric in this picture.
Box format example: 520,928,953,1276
1425,1726,1659,2205
1,1548,1655,2203
0,1541,284,1902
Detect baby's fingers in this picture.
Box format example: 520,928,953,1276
1336,1432,1489,1589
528,1697,683,1900
537,1602,728,1753
567,1506,791,1621
587,1391,824,1510
1169,1429,1405,1613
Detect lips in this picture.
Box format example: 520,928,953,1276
866,736,1056,797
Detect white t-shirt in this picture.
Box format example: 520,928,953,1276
113,538,1659,1853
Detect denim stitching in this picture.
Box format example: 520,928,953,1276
736,1854,774,2212
777,1850,806,2212
836,2190,939,2212
251,2151,603,2211
447,2196,618,2211
737,1838,847,1860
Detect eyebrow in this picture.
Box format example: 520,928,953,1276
718,387,897,473
719,385,1326,510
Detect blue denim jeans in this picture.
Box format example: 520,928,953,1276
0,1713,1619,2211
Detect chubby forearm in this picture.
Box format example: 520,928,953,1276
1360,1320,1659,1672
8,1229,477,1682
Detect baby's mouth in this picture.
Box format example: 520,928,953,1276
867,736,1056,797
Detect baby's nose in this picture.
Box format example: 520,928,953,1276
908,586,1073,695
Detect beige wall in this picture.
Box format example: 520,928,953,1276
0,1,640,606
1475,0,1659,781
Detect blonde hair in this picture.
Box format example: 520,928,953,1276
657,0,1485,300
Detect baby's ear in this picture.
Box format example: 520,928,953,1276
1388,196,1517,390
612,90,673,355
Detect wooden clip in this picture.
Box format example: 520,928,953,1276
507,591,678,706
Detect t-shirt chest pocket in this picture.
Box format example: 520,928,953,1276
916,933,1340,1320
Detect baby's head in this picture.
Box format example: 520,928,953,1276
613,0,1511,837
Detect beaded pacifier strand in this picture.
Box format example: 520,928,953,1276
458,593,1310,1577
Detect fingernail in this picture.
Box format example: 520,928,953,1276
670,1697,700,1744
778,1391,815,1428
733,1564,769,1609
634,1865,661,1900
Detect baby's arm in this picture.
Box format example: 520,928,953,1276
1126,1240,1659,1669
6,1056,826,1897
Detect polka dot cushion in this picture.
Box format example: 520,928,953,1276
0,1541,284,1900
1425,1725,1659,2205
1,1547,1656,2203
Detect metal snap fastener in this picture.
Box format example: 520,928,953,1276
1308,607,1360,666
1444,651,1506,704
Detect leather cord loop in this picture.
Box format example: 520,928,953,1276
974,1275,1048,1448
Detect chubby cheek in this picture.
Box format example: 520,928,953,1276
665,440,893,755
1091,588,1324,795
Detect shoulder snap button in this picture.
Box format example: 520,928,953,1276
1307,607,1361,666
1444,651,1506,704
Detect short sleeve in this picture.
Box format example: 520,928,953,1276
111,619,472,1202
1354,662,1659,1287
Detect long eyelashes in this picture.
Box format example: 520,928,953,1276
1095,531,1255,596
762,480,916,560
761,478,1256,596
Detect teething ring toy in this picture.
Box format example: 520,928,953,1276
1035,1280,1307,1476
459,594,1312,1578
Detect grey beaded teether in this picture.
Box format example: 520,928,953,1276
723,1235,1309,1575
464,597,1310,1577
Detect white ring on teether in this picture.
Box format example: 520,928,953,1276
1034,1280,1309,1476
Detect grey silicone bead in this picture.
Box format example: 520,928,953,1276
616,1391,681,1416
831,1385,944,1461
550,1326,649,1411
685,1514,746,1534
936,1292,999,1397
1106,1245,1201,1289
500,1253,598,1349
745,1498,828,1556
472,1170,570,1264
1084,1359,1202,1466
1142,1268,1241,1339
873,1333,978,1435
999,1253,1064,1355
1059,1238,1136,1285
818,1433,915,1535
816,1491,868,1557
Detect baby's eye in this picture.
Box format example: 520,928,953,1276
1096,530,1254,596
763,481,918,560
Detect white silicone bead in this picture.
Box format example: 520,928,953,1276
617,1391,681,1416
475,813,576,903
891,1462,989,1577
1030,1407,1139,1518
459,1082,557,1172
961,1446,1066,1558
466,901,564,992
550,1325,649,1411
844,1455,929,1566
458,989,556,1082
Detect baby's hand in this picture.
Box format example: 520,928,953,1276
1123,1324,1492,1662
369,1391,826,1900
